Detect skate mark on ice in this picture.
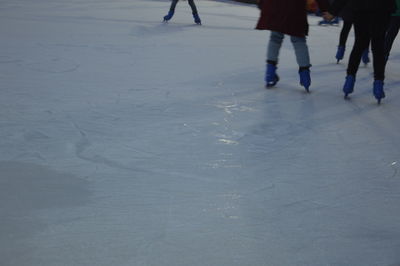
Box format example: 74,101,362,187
202,193,242,219
71,122,152,173
25,57,80,73
183,123,200,136
211,100,253,146
130,24,185,37
390,161,398,178
203,157,242,169
13,151,46,161
215,130,245,146
23,130,51,141
21,14,152,25
0,55,22,64
218,138,239,145
212,101,256,115
203,11,255,23
250,184,276,194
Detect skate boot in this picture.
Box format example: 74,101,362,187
318,19,330,26
373,80,385,104
299,66,311,92
265,61,279,88
343,75,355,98
163,10,174,22
330,17,340,25
335,46,345,63
193,13,201,25
362,49,370,65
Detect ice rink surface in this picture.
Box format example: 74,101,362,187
1,0,400,265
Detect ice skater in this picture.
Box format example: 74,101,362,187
334,2,370,64
163,0,201,25
326,0,396,104
384,0,400,61
256,0,330,92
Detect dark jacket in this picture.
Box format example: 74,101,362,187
338,2,353,21
395,0,400,16
330,0,396,16
256,0,330,37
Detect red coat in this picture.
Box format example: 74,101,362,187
256,0,330,37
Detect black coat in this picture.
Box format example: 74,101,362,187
338,2,353,21
331,0,397,16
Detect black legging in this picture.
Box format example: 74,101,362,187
339,20,353,47
347,12,390,80
169,0,198,14
384,16,400,60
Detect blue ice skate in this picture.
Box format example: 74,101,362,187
330,17,340,25
318,19,330,26
318,17,339,26
362,49,370,65
193,13,201,25
163,10,174,22
299,67,311,92
373,80,385,104
343,75,355,99
335,46,345,63
265,63,279,88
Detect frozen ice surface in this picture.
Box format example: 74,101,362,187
1,0,400,265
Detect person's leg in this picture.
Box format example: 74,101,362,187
371,14,390,81
290,35,311,67
188,0,198,14
370,13,391,102
169,0,179,12
188,0,201,24
265,32,284,87
163,0,179,21
336,20,353,62
361,45,371,64
371,37,386,81
347,15,370,77
290,35,311,91
342,13,370,96
339,20,353,47
384,16,400,60
267,31,284,63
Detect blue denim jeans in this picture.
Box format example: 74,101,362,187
267,31,310,68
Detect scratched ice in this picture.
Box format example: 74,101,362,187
1,0,400,265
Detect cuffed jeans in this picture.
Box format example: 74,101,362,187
267,31,311,68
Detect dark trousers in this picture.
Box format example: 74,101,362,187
384,16,400,60
169,0,198,14
347,12,390,80
339,20,353,47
